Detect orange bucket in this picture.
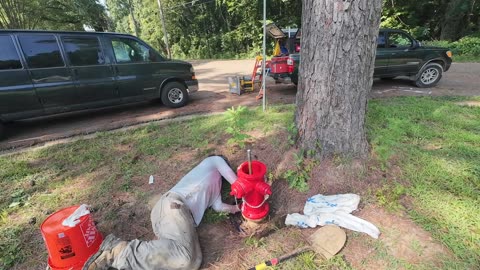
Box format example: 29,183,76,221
41,205,103,270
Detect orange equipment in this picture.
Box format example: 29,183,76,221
240,55,270,92
41,205,103,270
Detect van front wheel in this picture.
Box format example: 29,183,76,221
161,82,189,108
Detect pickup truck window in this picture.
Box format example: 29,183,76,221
0,35,22,70
62,36,105,66
111,37,151,63
18,35,65,68
388,32,413,48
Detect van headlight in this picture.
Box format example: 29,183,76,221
190,66,195,73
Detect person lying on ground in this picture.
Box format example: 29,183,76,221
83,155,240,270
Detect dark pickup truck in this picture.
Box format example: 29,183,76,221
269,28,453,88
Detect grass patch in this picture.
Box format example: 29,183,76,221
1,98,478,268
202,208,229,224
368,96,480,268
0,106,294,269
244,235,266,248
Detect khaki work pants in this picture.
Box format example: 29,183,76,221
112,192,202,270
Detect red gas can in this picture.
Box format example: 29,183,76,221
41,205,103,270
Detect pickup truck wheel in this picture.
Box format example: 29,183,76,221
161,82,189,108
292,77,298,86
415,63,443,88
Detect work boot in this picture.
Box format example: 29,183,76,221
82,234,128,270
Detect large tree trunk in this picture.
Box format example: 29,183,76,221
295,0,382,158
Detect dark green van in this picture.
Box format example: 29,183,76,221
0,30,198,137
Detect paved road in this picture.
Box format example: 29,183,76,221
1,61,479,151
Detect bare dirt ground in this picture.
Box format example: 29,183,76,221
90,129,452,270
1,61,479,152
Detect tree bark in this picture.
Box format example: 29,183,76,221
295,0,382,159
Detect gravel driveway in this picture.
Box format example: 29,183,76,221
1,60,479,151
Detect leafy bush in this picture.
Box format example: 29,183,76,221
454,36,480,56
422,40,451,49
423,34,480,58
224,106,251,148
282,151,318,192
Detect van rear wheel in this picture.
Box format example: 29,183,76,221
161,82,189,108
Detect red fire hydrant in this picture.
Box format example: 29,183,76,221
230,160,271,221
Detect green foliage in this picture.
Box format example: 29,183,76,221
106,0,301,58
452,35,480,56
244,235,266,248
0,226,23,268
287,122,297,146
283,150,318,192
381,0,480,41
202,208,229,224
423,35,480,62
224,106,251,148
375,183,406,211
2,0,479,59
0,0,108,31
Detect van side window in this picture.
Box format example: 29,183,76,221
111,38,151,63
377,32,386,48
18,35,64,68
0,35,22,70
62,36,105,66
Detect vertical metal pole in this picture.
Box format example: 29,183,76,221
262,0,267,112
157,0,171,59
247,149,252,175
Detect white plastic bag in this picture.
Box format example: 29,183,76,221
304,194,360,214
62,204,90,227
285,194,380,239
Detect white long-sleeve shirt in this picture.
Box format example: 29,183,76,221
169,156,238,226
